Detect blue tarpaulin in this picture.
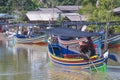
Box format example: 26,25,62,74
41,27,101,37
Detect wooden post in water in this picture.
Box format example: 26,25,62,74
104,22,109,51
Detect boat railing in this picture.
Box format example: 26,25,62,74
107,34,120,43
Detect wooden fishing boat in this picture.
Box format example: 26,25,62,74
14,34,47,44
58,36,81,45
57,36,102,54
42,27,109,72
107,34,120,48
9,23,48,45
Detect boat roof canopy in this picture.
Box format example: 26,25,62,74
42,27,101,37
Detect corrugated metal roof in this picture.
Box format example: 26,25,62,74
62,13,79,16
56,6,82,11
37,8,61,13
62,13,87,21
26,11,59,21
0,13,13,18
66,15,81,21
26,8,62,21
113,7,120,13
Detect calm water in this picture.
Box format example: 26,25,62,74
0,40,120,80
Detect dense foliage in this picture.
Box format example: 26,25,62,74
0,0,120,22
0,0,37,13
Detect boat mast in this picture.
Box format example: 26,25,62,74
52,0,54,27
104,0,110,51
104,22,109,50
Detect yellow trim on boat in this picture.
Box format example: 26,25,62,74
48,52,98,61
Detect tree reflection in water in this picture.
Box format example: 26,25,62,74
0,40,119,80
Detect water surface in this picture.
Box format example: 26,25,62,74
0,40,120,80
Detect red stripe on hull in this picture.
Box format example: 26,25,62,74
109,44,120,48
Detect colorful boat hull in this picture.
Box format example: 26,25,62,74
48,44,107,72
42,27,107,73
106,34,120,48
109,40,120,48
15,35,47,45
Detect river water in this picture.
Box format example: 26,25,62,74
0,40,120,80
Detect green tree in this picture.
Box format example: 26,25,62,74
0,0,8,13
79,0,120,22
